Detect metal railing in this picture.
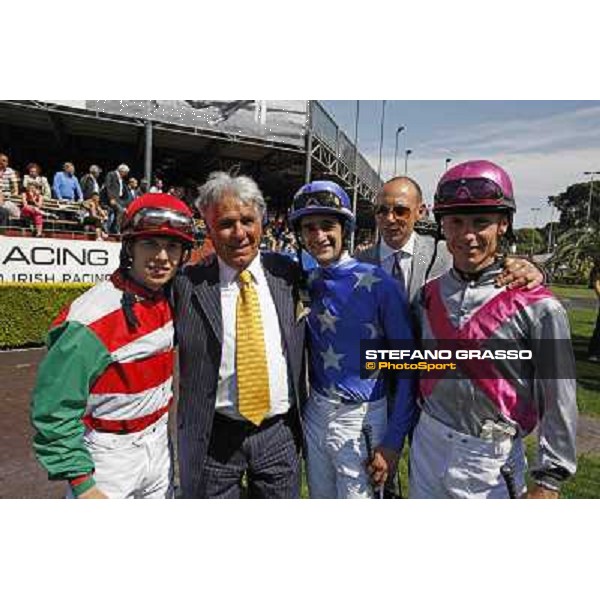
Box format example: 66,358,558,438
310,101,382,193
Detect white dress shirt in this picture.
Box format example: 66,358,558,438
379,231,416,286
215,254,291,420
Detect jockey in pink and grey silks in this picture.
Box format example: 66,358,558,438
409,160,577,499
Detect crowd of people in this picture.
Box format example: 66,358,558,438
29,161,579,500
0,151,195,238
0,151,330,251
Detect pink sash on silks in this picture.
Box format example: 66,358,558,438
420,278,553,432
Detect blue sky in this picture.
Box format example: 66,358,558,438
321,101,600,228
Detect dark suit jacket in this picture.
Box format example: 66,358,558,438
355,233,452,302
173,252,307,498
100,171,128,206
80,174,99,200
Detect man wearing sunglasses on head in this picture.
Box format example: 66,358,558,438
31,194,196,499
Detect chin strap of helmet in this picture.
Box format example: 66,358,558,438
117,242,141,329
421,220,445,283
292,228,310,294
119,243,133,270
121,290,140,329
341,219,354,251
117,240,192,330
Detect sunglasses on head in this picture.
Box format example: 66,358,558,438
435,178,507,203
374,204,412,218
129,208,196,236
293,191,343,211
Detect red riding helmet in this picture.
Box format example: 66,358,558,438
121,193,196,246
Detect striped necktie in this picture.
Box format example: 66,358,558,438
236,269,271,425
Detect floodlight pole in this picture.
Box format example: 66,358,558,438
393,126,405,176
584,171,600,225
305,101,313,184
351,100,360,252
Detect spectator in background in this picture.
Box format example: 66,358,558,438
0,153,19,198
139,178,150,194
171,186,185,200
354,235,373,255
80,191,109,240
280,234,297,259
100,163,130,233
21,181,46,237
150,177,164,193
0,189,12,227
126,177,140,204
53,162,83,202
23,163,52,201
588,261,600,362
80,165,102,200
0,188,21,227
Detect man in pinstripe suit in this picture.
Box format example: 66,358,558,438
173,172,306,499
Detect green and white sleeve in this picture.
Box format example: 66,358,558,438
31,321,113,496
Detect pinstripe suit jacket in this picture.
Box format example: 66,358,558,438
173,252,307,498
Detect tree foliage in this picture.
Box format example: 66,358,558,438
514,227,545,255
547,225,600,284
549,181,600,232
545,179,600,282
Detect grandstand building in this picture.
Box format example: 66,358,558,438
0,100,382,283
0,100,380,226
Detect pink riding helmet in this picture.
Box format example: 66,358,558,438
433,160,516,217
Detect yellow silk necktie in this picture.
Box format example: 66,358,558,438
236,269,271,425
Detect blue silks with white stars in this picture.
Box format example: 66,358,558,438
306,256,418,450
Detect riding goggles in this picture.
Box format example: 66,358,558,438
292,190,345,211
127,208,196,237
435,178,510,202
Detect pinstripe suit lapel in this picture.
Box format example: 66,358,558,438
192,258,223,344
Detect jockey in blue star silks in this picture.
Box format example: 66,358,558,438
289,180,417,498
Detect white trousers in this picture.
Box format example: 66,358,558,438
409,411,527,499
70,414,174,499
304,392,387,499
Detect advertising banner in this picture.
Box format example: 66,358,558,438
0,237,120,284
85,100,308,147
